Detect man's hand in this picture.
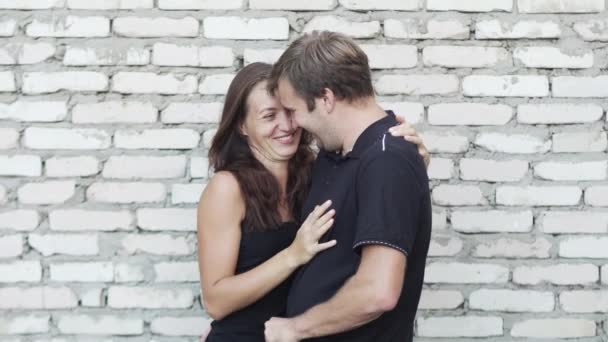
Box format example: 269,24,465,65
265,317,300,342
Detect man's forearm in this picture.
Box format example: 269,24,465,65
291,275,385,339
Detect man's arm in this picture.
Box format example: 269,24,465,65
265,245,406,341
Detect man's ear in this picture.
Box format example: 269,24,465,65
321,87,336,114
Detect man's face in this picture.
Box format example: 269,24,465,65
277,78,340,151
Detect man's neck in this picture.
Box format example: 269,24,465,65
339,102,387,156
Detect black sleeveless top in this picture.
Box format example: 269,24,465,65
206,221,299,342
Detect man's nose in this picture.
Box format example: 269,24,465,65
278,111,295,131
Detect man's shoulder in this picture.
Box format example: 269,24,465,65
358,133,421,167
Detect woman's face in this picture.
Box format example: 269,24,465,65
241,80,302,163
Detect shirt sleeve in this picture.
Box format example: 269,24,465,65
352,149,423,256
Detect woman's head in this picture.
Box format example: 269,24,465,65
209,62,314,231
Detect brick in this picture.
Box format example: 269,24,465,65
380,102,424,124
87,182,166,204
172,184,206,204
602,265,608,285
496,186,581,206
203,128,217,148
361,44,417,69
57,315,143,335
18,181,75,205
427,0,512,12
137,208,197,231
112,72,198,94
384,18,470,39
553,76,608,97
64,45,150,66
73,101,156,124
0,42,55,65
49,209,132,231
420,132,469,153
475,132,551,153
66,0,153,9
0,185,5,205
251,0,336,10
152,43,234,67
514,264,599,285
560,290,608,312
199,74,235,95
418,290,464,310
0,235,22,258
0,71,16,91
463,75,549,97
470,289,554,312
23,71,108,94
0,155,42,177
512,319,596,338
0,287,77,309
473,237,551,258
204,17,288,40
376,75,459,95
451,210,532,233
0,0,63,8
114,129,200,149
417,316,503,337
44,155,97,177
585,186,608,206
560,236,608,258
476,19,561,39
114,16,199,37
79,288,103,307
115,262,146,282
0,100,67,122
539,211,608,234
427,158,454,180
159,0,244,9
154,261,199,282
514,47,593,68
0,315,49,334
303,16,380,38
0,128,18,149
424,262,509,284
103,156,187,179
553,131,607,152
518,0,604,13
26,16,110,37
107,286,194,308
191,157,210,178
28,234,98,256
50,262,113,282
23,127,111,149
518,103,602,124
122,234,194,255
534,161,607,181
0,210,40,231
428,103,513,126
432,185,485,206
428,236,463,256
423,46,511,68
0,19,17,36
574,19,608,41
433,210,447,230
162,102,222,124
0,261,41,282
151,316,210,336
244,48,284,65
339,0,418,10
460,158,528,182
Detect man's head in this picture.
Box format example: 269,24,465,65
269,31,374,151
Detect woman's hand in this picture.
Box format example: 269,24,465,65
389,117,431,169
286,200,336,267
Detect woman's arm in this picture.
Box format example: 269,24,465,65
197,171,335,320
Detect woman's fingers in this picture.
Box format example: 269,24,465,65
315,239,337,252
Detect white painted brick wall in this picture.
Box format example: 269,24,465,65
1,3,607,341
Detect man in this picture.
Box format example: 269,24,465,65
264,31,432,342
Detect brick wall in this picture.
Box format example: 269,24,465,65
1,0,608,340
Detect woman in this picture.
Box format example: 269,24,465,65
197,62,429,341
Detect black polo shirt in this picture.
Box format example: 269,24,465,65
286,111,432,342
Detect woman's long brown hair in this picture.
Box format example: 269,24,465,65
208,62,314,232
